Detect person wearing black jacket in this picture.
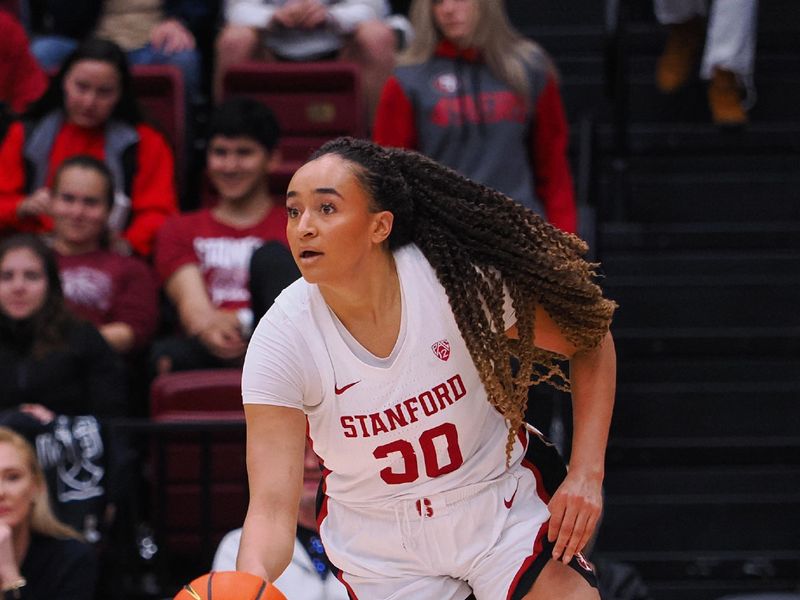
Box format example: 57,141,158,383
0,233,127,420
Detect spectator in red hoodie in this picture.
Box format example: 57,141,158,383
0,38,177,257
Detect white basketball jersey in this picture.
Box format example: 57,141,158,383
245,245,525,506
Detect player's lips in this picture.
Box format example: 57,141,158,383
298,249,323,262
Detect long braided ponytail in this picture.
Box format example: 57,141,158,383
309,138,616,463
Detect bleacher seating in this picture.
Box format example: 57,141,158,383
148,369,247,561
221,61,365,196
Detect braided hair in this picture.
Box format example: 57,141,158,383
309,138,616,462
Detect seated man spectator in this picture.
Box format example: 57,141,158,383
152,98,298,374
0,12,47,116
214,0,400,121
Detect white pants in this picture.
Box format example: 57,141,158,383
653,0,758,80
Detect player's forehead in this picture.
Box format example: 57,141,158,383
288,155,368,200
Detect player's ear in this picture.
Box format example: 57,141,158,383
371,210,394,245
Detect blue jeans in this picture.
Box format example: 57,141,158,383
127,44,202,102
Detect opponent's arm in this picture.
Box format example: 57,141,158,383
237,404,307,580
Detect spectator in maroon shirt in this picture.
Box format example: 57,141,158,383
152,97,298,374
49,155,159,355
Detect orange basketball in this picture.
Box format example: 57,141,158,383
173,571,287,600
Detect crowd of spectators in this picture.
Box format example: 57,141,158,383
0,0,759,596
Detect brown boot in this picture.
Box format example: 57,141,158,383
656,16,705,93
708,67,748,127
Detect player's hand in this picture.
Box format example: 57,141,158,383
547,468,603,564
198,310,247,359
16,187,51,219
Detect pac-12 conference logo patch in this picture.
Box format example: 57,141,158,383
433,73,458,94
431,340,451,361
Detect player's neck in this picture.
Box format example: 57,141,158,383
321,251,398,321
320,252,401,358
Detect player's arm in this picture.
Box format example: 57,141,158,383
237,403,307,581
507,304,616,564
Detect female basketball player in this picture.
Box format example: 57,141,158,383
238,137,616,599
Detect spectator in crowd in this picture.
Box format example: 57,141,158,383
152,98,298,375
212,440,348,600
0,234,128,419
49,155,159,356
0,426,97,599
373,0,577,233
653,0,758,126
214,0,398,121
0,38,178,257
0,12,47,116
28,0,207,105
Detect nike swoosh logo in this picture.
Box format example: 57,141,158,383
334,381,360,395
504,481,519,509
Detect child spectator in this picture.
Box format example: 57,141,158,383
0,38,178,257
373,0,577,233
49,155,159,355
152,98,298,374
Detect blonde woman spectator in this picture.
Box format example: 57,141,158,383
0,426,97,599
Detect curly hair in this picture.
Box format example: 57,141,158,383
309,138,616,463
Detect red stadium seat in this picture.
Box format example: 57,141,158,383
148,369,246,558
131,64,186,194
150,368,243,421
222,61,366,196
